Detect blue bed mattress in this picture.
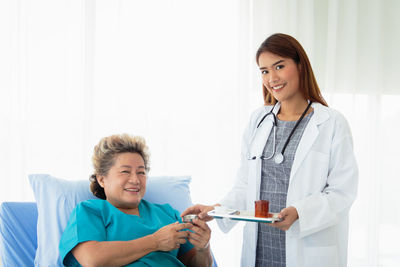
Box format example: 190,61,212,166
0,202,38,267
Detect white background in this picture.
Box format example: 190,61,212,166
1,0,399,266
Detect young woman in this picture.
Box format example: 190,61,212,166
59,134,213,267
182,33,358,267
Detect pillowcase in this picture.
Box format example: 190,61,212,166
28,174,193,267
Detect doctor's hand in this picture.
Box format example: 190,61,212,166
270,206,299,231
181,204,218,222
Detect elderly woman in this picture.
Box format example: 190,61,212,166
59,134,212,267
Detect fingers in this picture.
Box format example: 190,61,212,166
268,219,290,231
177,238,187,245
277,209,286,219
278,206,298,220
190,226,206,238
177,234,188,244
270,220,283,227
198,207,215,221
278,207,290,219
155,222,195,251
188,236,209,249
160,218,212,251
191,218,210,232
187,219,211,238
172,227,190,248
176,229,189,238
188,230,206,242
187,218,211,250
181,205,202,217
174,222,193,231
170,224,190,249
198,212,212,221
188,232,210,250
181,204,215,221
270,210,297,231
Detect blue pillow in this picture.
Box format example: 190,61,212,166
28,174,192,267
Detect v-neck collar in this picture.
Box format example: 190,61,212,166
105,199,145,219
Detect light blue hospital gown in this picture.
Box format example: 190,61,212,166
59,199,193,267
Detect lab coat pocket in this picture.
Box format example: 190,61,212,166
304,245,339,267
308,150,329,163
302,150,330,191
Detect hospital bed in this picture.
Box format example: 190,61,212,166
0,175,218,267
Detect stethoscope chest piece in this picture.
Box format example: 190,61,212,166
274,153,284,164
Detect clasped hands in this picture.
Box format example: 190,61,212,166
152,219,211,252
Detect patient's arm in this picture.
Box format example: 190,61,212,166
72,222,192,267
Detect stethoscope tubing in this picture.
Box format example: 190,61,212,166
248,101,312,164
279,101,312,157
257,103,278,129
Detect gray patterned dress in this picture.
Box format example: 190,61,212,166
255,111,313,267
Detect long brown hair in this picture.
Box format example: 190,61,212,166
256,33,328,106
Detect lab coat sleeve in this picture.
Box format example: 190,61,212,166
219,130,249,210
292,113,358,238
216,109,261,233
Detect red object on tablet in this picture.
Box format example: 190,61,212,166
255,200,269,218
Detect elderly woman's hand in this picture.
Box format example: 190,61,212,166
152,222,193,251
187,218,211,251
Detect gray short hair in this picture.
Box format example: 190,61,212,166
89,133,150,199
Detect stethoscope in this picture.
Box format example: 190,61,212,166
247,101,312,164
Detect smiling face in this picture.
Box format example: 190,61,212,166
97,152,147,214
258,51,303,104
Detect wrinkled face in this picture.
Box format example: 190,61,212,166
98,152,147,213
258,51,302,103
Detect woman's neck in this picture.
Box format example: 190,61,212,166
278,98,310,121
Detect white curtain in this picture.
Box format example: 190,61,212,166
1,0,399,266
0,0,249,266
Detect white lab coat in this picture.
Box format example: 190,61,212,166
217,102,358,267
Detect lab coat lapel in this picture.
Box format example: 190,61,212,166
248,103,279,158
248,103,280,200
289,103,329,183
